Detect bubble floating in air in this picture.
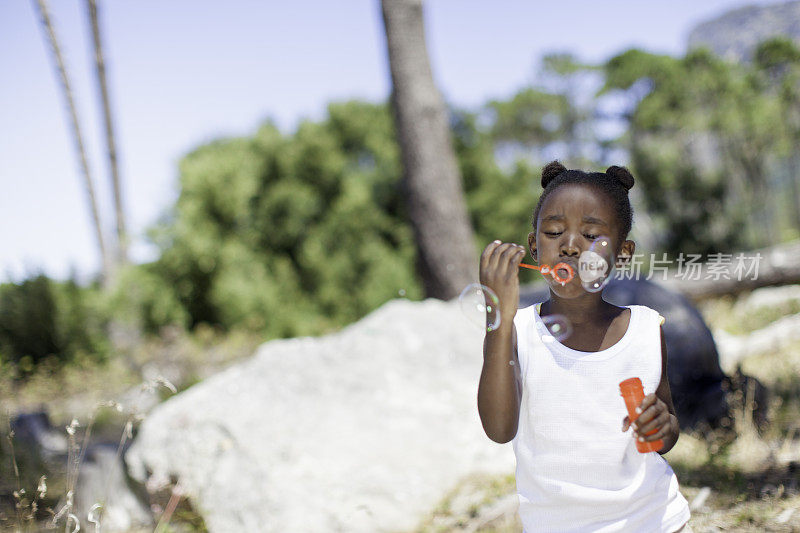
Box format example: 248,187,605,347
541,314,573,343
459,283,501,332
579,236,615,293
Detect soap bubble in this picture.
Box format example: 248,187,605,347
578,236,615,293
459,283,501,332
541,314,573,343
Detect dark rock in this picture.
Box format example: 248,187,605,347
8,412,153,532
519,278,768,431
10,411,68,460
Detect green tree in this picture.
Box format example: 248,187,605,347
452,109,540,248
489,89,569,147
754,37,800,237
602,48,785,254
151,103,421,337
0,275,106,376
138,99,541,339
488,53,600,168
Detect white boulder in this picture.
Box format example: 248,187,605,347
125,298,516,532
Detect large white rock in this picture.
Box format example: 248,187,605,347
125,298,516,532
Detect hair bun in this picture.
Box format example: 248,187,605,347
541,161,567,188
605,165,635,190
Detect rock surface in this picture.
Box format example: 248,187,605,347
125,298,515,532
688,1,800,62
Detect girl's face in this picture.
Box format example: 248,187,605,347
528,183,634,298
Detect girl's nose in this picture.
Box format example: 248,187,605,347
560,233,580,257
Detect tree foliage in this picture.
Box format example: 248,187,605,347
141,101,539,339
9,39,800,374
1,101,540,375
0,275,107,375
149,103,417,337
603,45,800,254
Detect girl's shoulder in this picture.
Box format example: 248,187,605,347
513,302,542,325
515,302,665,330
624,304,666,326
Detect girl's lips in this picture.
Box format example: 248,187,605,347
551,261,576,284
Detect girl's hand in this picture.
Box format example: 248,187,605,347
620,393,676,443
479,240,526,328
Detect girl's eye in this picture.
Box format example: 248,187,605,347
544,231,562,237
584,234,598,241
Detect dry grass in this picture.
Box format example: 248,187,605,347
0,326,261,424
0,326,259,533
415,472,520,533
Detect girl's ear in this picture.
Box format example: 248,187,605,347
528,232,537,261
616,239,635,266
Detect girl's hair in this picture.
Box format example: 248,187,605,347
531,161,635,241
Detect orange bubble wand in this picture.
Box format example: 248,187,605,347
519,262,575,284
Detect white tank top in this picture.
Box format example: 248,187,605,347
512,303,690,532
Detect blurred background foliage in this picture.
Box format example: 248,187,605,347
0,275,108,377
3,40,800,376
604,41,800,255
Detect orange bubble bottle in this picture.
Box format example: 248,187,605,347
619,377,663,453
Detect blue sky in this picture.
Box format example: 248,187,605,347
0,0,783,282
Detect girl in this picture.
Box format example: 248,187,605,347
477,161,691,532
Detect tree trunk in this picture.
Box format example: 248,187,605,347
34,0,111,285
87,0,128,275
380,0,477,299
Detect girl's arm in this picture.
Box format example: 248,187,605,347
476,241,525,443
478,318,522,443
628,325,680,454
653,326,680,453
